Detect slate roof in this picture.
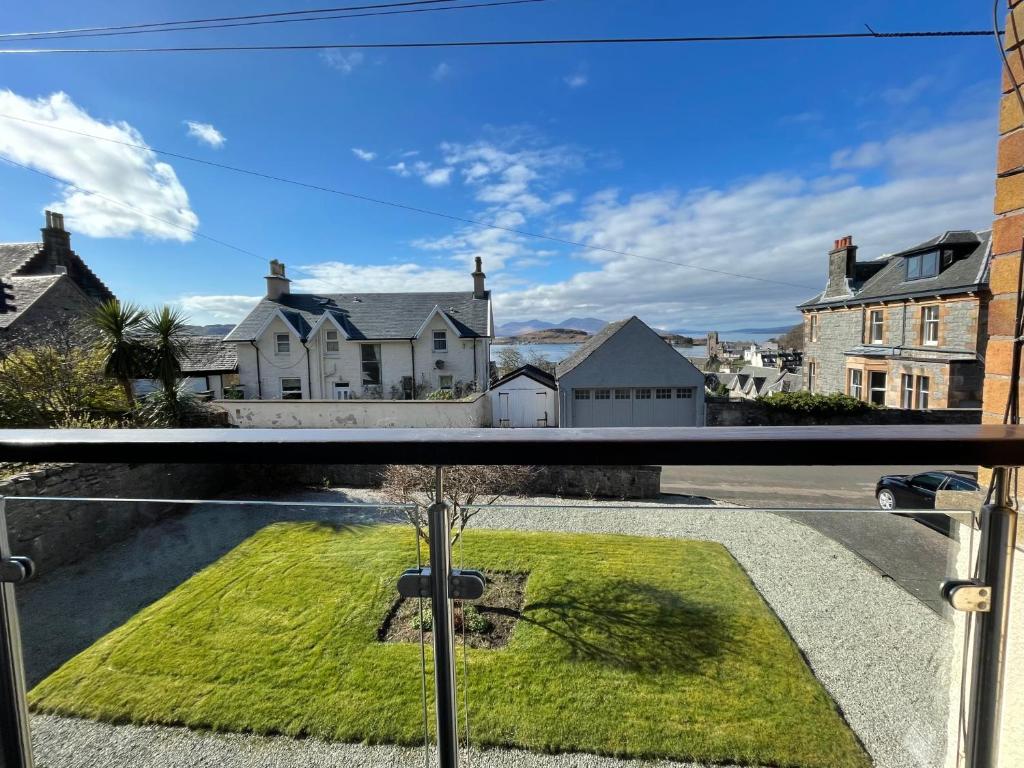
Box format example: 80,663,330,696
225,291,491,342
555,318,630,378
491,363,556,390
180,336,239,374
0,275,62,329
0,243,42,276
799,230,991,309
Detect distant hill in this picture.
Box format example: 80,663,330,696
495,317,607,336
184,324,235,337
672,325,793,336
495,327,591,344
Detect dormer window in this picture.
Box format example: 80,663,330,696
324,330,340,354
275,333,290,355
433,330,447,352
906,250,939,280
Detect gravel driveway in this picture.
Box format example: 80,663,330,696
21,490,961,768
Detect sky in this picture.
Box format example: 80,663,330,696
0,0,1004,332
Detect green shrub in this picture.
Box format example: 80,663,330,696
411,604,492,634
755,391,874,416
426,389,456,401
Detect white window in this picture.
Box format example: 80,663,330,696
676,388,694,399
868,371,887,406
614,389,631,400
281,377,302,400
655,388,673,399
433,330,447,352
636,388,651,400
324,330,340,354
574,389,591,400
360,344,382,386
922,306,939,345
808,314,818,342
917,376,930,409
849,369,863,400
438,375,453,391
595,389,610,400
869,310,884,344
902,374,914,409
807,362,815,393
275,333,290,355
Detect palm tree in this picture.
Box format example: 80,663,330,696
92,300,148,407
143,305,191,422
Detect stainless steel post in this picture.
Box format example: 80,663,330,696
965,467,1018,768
0,497,34,768
427,468,458,768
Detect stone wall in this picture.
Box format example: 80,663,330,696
214,393,491,428
0,459,662,576
705,399,982,427
0,463,237,575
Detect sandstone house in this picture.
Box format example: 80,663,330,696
798,231,991,409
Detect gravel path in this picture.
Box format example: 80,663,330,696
25,491,960,768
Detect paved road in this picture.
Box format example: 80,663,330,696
661,465,972,613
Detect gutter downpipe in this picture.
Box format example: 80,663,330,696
410,339,416,400
249,341,262,399
302,340,313,399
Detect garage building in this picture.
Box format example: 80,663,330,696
489,364,557,427
556,316,706,428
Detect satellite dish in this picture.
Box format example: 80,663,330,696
435,359,445,369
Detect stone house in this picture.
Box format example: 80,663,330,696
0,211,114,343
225,258,492,400
798,231,991,409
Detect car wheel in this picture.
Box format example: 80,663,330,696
877,489,896,511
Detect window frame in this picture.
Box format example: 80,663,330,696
807,361,815,393
655,387,673,399
614,388,631,400
901,374,914,409
808,314,818,342
635,388,652,400
675,387,694,399
275,332,290,355
907,250,939,281
432,330,448,353
848,368,863,400
324,329,340,355
916,375,930,410
280,377,303,400
438,374,454,391
921,305,939,346
594,388,611,400
574,389,591,400
360,343,382,387
868,371,887,406
868,310,884,344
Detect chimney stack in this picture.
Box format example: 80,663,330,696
41,210,71,271
266,259,291,301
472,256,486,299
823,235,858,299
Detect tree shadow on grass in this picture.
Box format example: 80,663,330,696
520,579,736,673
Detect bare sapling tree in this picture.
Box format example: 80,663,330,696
381,464,534,546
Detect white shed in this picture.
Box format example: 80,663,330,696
489,364,557,427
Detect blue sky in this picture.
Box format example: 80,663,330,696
0,0,1003,331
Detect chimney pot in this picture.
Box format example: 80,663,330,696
472,257,486,299
266,259,291,300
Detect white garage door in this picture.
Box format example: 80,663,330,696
572,387,696,427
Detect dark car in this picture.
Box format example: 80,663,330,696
875,471,979,511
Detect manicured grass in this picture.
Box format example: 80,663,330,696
30,524,869,768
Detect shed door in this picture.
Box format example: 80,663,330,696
500,388,551,427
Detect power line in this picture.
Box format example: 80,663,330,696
0,0,463,39
0,113,817,289
4,1,543,44
0,29,997,55
0,153,266,264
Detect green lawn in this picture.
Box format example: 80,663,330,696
30,524,869,768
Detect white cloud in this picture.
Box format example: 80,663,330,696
422,166,453,187
184,120,225,148
432,62,452,81
293,261,470,293
491,115,995,329
0,90,198,241
351,147,376,162
388,161,412,177
564,73,588,88
321,50,365,74
881,76,934,106
177,294,261,322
